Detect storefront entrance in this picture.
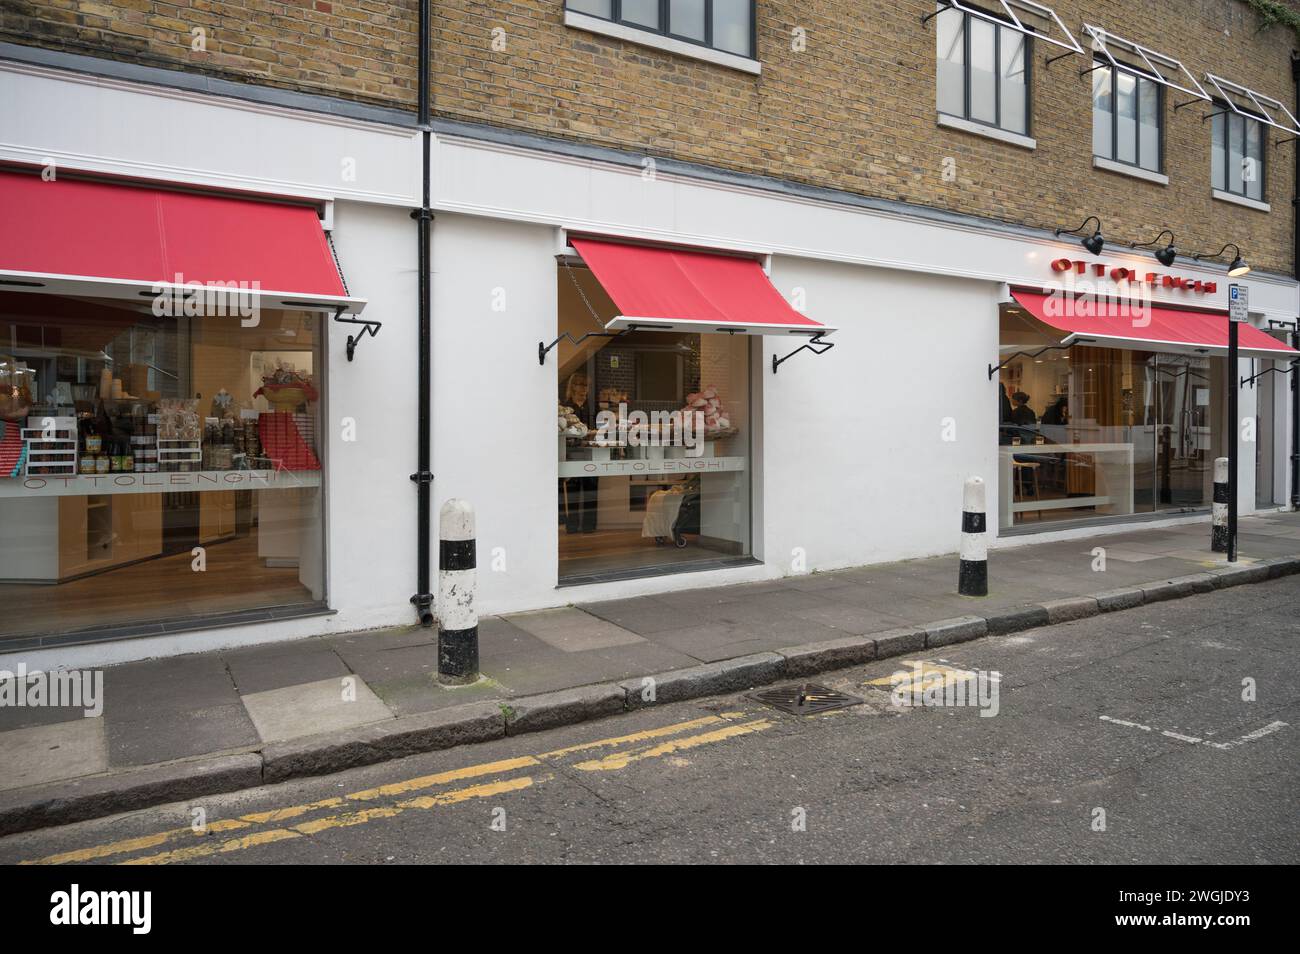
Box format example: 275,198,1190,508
0,297,326,641
555,262,753,583
998,301,1231,528
549,235,834,584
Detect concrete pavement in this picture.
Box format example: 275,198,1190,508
2,509,1299,833
2,574,1294,864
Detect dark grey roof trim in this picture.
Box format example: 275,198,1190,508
1,41,1292,284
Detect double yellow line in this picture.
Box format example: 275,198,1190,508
21,712,773,866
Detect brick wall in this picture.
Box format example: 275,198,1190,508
0,1,417,105
430,0,1300,274
3,1,1297,273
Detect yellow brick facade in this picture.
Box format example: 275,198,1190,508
3,1,1297,272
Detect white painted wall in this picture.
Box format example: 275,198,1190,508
430,213,560,615
321,199,421,628
762,259,998,572
2,59,1297,666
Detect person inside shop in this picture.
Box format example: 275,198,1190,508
1010,391,1037,426
561,370,598,534
999,382,1015,424
1041,396,1069,426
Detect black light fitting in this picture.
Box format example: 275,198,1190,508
1130,229,1178,267
1055,216,1104,256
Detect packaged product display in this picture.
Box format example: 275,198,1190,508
0,303,327,641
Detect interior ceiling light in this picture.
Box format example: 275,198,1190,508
1193,243,1250,277
1055,216,1104,256
1131,229,1177,267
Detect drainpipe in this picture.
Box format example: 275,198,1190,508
1292,54,1300,510
409,0,435,625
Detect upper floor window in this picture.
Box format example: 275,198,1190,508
1211,108,1265,202
1092,61,1162,173
566,1,754,58
935,5,1029,136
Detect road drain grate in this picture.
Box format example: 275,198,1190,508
750,682,863,715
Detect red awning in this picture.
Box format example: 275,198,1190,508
570,237,833,336
1010,289,1296,360
0,170,364,313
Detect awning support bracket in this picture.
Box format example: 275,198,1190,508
332,308,382,361
772,333,834,374
987,338,1094,380
1241,360,1300,389
538,328,634,365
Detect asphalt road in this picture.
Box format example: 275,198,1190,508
4,577,1297,865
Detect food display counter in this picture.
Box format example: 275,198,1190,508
998,442,1135,525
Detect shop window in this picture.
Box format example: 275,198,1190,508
1211,108,1265,202
936,4,1030,136
556,264,752,583
0,296,325,643
997,305,1224,530
1092,60,1162,173
565,0,755,58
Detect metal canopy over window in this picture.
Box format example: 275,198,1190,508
926,0,1082,55
1082,24,1209,104
1205,73,1300,138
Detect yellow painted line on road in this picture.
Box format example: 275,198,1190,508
395,775,538,810
21,709,769,865
122,828,304,865
238,797,346,824
19,796,347,866
346,756,540,802
539,715,725,758
121,776,540,865
865,660,977,692
573,719,773,772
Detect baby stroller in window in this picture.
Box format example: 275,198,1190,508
669,485,701,549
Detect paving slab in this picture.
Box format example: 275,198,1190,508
782,601,917,636
504,607,646,651
225,642,350,695
241,675,394,744
0,717,107,792
333,641,438,686
368,674,502,717
106,702,259,767
102,655,240,717
577,596,688,635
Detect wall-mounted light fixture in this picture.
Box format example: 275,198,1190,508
1055,216,1104,256
1130,229,1178,267
1192,243,1251,277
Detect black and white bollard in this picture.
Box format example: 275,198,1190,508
438,498,479,684
1212,456,1230,553
959,476,988,597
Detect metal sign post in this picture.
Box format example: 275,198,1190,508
1227,284,1249,563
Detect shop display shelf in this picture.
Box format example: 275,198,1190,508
21,428,79,478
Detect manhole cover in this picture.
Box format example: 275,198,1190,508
750,682,863,715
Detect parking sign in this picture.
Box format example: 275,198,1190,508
1228,284,1249,323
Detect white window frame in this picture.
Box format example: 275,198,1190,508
563,1,758,68
934,4,1034,139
